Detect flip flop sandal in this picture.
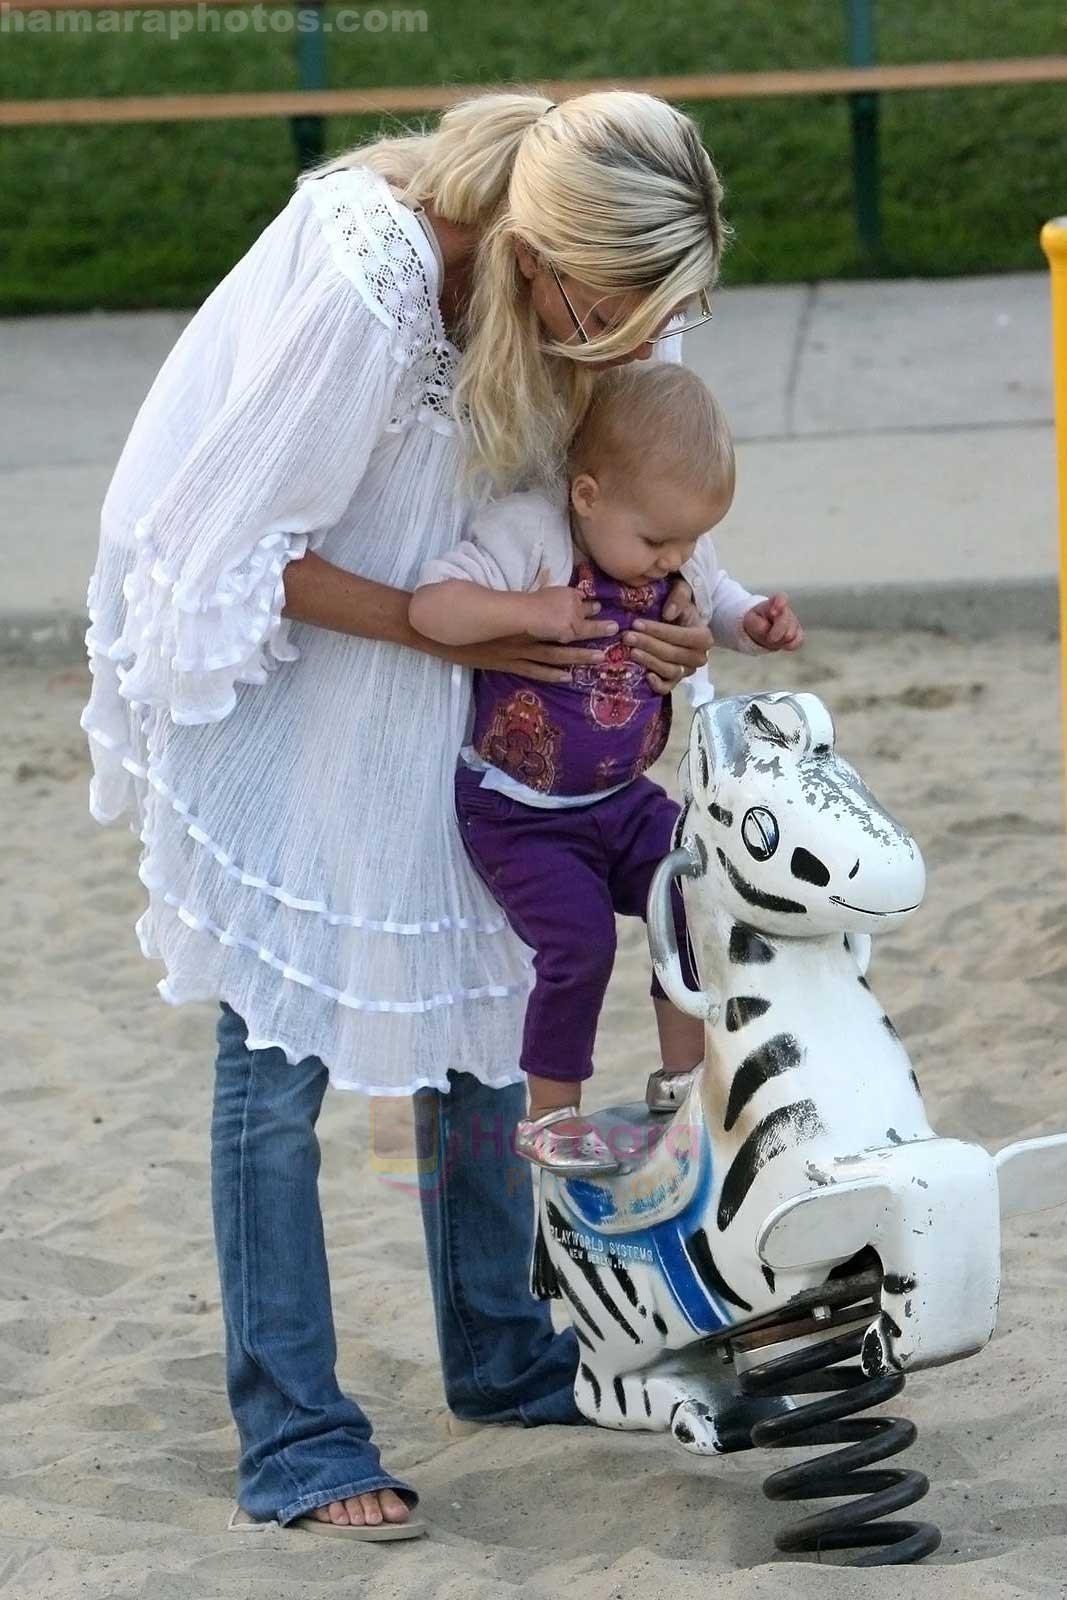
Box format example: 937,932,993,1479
228,1503,427,1541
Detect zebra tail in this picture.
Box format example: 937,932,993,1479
530,1212,560,1300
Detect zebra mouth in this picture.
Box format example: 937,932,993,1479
830,896,921,916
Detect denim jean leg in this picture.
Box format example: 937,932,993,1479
211,1004,418,1523
413,1069,582,1426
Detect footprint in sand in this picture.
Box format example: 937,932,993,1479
892,1002,947,1038
837,682,986,714
947,812,1047,837
161,1352,226,1388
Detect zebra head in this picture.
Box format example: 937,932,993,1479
680,692,925,937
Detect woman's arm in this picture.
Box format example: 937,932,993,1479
285,553,709,690
283,550,427,650
282,551,616,683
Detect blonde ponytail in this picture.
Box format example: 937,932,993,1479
312,90,553,223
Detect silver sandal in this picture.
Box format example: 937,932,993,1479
645,1065,702,1114
515,1106,620,1175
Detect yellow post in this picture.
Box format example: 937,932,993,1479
1042,217,1067,818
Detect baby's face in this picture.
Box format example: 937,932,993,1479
571,469,733,586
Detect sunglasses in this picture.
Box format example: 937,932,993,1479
547,260,714,347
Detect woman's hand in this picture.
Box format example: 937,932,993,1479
443,634,614,684
624,579,711,695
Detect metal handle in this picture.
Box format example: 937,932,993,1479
647,846,720,1023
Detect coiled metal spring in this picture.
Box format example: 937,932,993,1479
739,1325,941,1566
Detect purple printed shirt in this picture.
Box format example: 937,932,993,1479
471,558,673,797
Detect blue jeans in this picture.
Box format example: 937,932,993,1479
211,1003,581,1524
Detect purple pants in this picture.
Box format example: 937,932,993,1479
455,766,697,1083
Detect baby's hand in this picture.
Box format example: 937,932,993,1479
743,594,804,652
524,571,610,644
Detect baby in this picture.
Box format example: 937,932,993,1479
410,364,802,1175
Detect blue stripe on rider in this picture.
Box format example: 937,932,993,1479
651,1215,729,1334
564,1178,617,1224
554,1134,732,1336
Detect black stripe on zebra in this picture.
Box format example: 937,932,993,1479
531,1214,560,1299
728,925,775,964
546,1201,642,1345
723,1033,804,1132
609,1255,639,1307
613,1376,628,1417
724,995,771,1033
709,803,733,827
575,1325,594,1352
672,800,691,850
717,1100,826,1231
642,1383,652,1418
718,849,807,915
686,1226,752,1312
556,1266,604,1342
580,1363,601,1412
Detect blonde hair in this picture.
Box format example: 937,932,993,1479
314,89,729,495
571,364,735,500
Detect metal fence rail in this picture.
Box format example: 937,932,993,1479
4,57,1067,127
3,0,1065,255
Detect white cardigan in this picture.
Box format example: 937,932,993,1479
418,485,765,648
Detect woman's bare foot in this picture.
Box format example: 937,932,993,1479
308,1489,411,1527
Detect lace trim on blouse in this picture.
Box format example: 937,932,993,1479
301,167,461,436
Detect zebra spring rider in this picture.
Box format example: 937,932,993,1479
533,691,1067,1567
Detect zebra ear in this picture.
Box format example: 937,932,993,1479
757,1179,891,1272
688,708,720,802
790,693,836,754
748,694,836,758
692,697,745,798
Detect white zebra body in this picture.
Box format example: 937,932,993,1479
535,691,1067,1452
686,904,934,1318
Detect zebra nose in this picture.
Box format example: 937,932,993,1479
849,860,860,879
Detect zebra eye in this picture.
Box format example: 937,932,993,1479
741,807,779,861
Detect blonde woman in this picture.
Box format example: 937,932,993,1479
82,90,728,1539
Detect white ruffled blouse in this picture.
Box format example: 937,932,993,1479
81,164,538,1095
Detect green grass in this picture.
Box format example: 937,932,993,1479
1,0,1066,311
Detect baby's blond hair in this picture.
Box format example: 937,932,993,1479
570,364,735,501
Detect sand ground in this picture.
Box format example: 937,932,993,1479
2,629,1066,1599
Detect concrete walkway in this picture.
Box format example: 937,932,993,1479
0,271,1060,660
